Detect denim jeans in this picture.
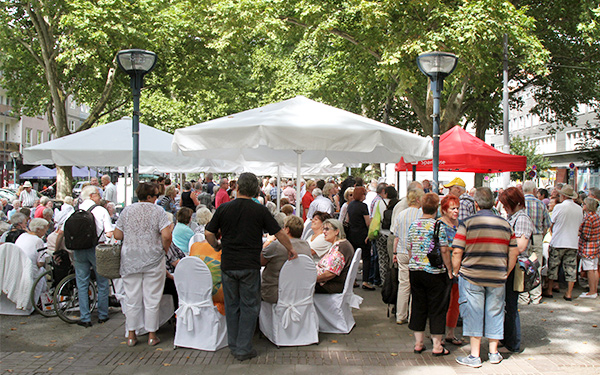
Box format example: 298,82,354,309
503,270,521,351
369,242,380,285
458,276,505,339
72,248,109,323
222,269,261,356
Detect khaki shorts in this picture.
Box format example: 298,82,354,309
548,246,577,282
580,257,599,272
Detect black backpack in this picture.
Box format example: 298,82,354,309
64,204,102,250
381,199,398,230
5,228,26,243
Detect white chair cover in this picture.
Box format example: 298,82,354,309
188,233,206,251
173,256,227,351
259,254,319,346
113,278,174,336
0,243,37,315
313,248,363,334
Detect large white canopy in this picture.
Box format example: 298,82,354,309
23,118,210,173
172,96,432,164
172,96,432,214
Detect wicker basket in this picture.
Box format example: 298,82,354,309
96,243,122,279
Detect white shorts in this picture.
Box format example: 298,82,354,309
580,257,599,271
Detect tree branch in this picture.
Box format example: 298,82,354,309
78,63,119,131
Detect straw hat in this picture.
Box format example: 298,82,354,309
443,177,466,188
557,184,578,199
23,181,32,188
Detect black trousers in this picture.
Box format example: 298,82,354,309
408,270,451,334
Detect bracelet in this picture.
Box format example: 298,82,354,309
393,252,397,255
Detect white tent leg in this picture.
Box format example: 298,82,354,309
295,150,302,217
276,165,281,210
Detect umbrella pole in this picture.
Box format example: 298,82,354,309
276,165,281,211
295,150,302,218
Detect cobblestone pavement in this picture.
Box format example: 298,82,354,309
1,283,599,374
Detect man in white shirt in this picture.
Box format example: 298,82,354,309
19,181,37,208
545,184,583,301
68,185,113,327
101,175,118,204
306,188,335,219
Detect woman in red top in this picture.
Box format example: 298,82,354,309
578,197,600,299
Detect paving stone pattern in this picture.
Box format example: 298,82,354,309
1,284,599,374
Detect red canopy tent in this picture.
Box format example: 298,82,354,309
396,125,526,173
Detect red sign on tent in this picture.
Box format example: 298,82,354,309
396,126,526,173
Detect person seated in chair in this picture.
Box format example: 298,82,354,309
190,240,226,315
261,215,312,304
172,207,194,255
315,218,355,294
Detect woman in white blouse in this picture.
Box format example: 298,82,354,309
114,182,172,347
308,211,333,260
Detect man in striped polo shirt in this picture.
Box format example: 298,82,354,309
451,187,520,368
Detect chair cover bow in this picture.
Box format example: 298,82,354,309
175,299,214,331
278,295,313,329
345,292,364,309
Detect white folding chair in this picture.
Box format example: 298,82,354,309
313,248,363,333
173,256,227,351
259,254,319,346
188,233,206,252
0,243,36,315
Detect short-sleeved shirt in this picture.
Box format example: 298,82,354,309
452,209,517,287
508,209,534,255
406,218,449,274
550,199,584,249
79,199,113,243
316,239,355,294
301,191,314,221
524,194,551,235
261,238,311,303
116,202,172,276
391,207,422,255
579,212,600,258
307,195,335,219
459,193,476,222
205,198,281,271
19,189,37,207
172,222,194,255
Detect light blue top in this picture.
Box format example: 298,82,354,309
173,222,194,255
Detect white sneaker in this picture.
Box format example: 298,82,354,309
578,292,598,299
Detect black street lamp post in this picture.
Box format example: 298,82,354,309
416,51,458,194
116,49,157,202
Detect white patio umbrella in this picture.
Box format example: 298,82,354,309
23,118,220,173
172,96,433,214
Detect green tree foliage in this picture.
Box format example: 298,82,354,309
576,122,600,169
509,135,552,181
511,0,600,130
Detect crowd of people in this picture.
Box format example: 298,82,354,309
1,172,598,367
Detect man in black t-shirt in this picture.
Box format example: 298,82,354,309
205,172,297,361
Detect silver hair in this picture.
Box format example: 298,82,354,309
312,188,323,197
12,199,21,207
63,196,74,205
584,197,598,212
42,207,53,218
10,212,27,225
39,196,50,205
195,207,213,226
29,218,49,232
474,187,494,209
273,212,286,228
522,180,536,193
80,185,98,200
265,201,277,216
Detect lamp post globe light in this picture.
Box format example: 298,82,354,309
416,51,458,194
116,49,157,202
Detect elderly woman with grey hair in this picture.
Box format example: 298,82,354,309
1,212,29,243
15,218,48,271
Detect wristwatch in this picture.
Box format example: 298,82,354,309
452,272,458,278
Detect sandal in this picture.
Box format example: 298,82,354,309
542,292,554,298
361,284,376,290
148,337,161,346
445,337,465,346
414,345,426,354
432,347,451,357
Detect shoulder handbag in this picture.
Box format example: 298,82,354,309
96,240,122,279
427,220,444,268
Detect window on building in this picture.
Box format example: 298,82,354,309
48,132,53,142
25,128,32,146
37,130,43,145
69,120,76,132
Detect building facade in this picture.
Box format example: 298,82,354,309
487,87,599,192
0,86,90,187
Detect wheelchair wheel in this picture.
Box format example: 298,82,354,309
31,270,57,317
53,274,98,324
